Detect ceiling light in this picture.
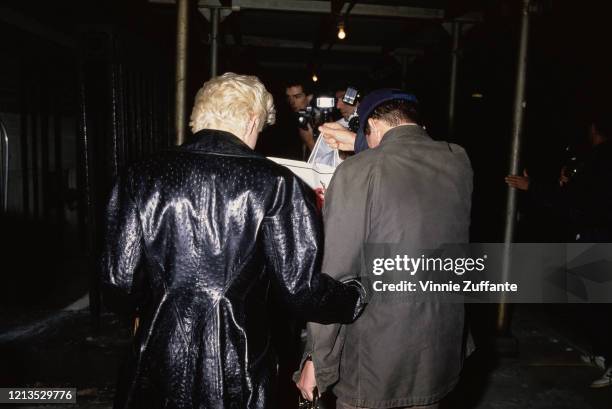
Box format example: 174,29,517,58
337,22,346,40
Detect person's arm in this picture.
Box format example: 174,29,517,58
319,122,356,151
505,168,562,208
261,171,365,324
100,172,144,310
505,169,530,191
299,124,316,151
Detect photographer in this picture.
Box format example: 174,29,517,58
285,79,317,156
505,110,612,388
313,86,362,160
505,112,612,242
335,86,360,128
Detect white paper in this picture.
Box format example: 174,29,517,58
268,157,335,190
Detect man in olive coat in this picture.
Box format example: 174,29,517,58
297,90,473,408
101,73,365,409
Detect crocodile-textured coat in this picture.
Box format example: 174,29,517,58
101,129,363,409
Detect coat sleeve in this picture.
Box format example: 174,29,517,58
296,159,375,392
261,171,365,325
100,172,144,302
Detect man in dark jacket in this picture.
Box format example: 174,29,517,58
101,72,365,409
297,90,473,408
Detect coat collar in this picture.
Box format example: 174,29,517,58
181,129,265,159
379,124,430,147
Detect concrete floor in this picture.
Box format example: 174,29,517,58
446,305,612,409
0,305,610,409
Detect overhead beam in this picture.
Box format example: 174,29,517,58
152,0,446,19
223,34,423,55
331,0,345,16
341,2,443,19
258,61,371,72
454,11,483,23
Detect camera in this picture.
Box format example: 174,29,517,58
294,86,361,134
343,86,361,106
561,145,582,182
295,96,336,132
295,106,314,130
343,86,361,132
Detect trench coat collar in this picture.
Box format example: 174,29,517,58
379,124,430,147
182,128,265,159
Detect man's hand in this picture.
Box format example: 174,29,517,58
314,184,326,211
296,360,317,401
505,169,530,191
318,122,356,151
299,124,316,151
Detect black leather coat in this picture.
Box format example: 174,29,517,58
101,129,364,409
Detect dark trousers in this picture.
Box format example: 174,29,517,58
336,401,439,409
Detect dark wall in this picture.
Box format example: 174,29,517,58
0,0,176,310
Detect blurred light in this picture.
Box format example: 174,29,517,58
312,74,318,82
471,93,484,99
337,22,346,40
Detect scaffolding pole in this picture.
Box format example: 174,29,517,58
497,0,531,334
448,21,460,139
210,7,220,78
175,0,190,146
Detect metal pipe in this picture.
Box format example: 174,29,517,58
210,7,220,78
109,60,120,177
117,62,127,167
31,108,39,217
448,21,460,139
77,58,100,331
1,118,8,212
54,114,65,228
175,0,190,146
497,0,531,333
135,70,143,160
41,108,50,221
20,106,30,218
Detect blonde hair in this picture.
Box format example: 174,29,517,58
189,72,276,136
